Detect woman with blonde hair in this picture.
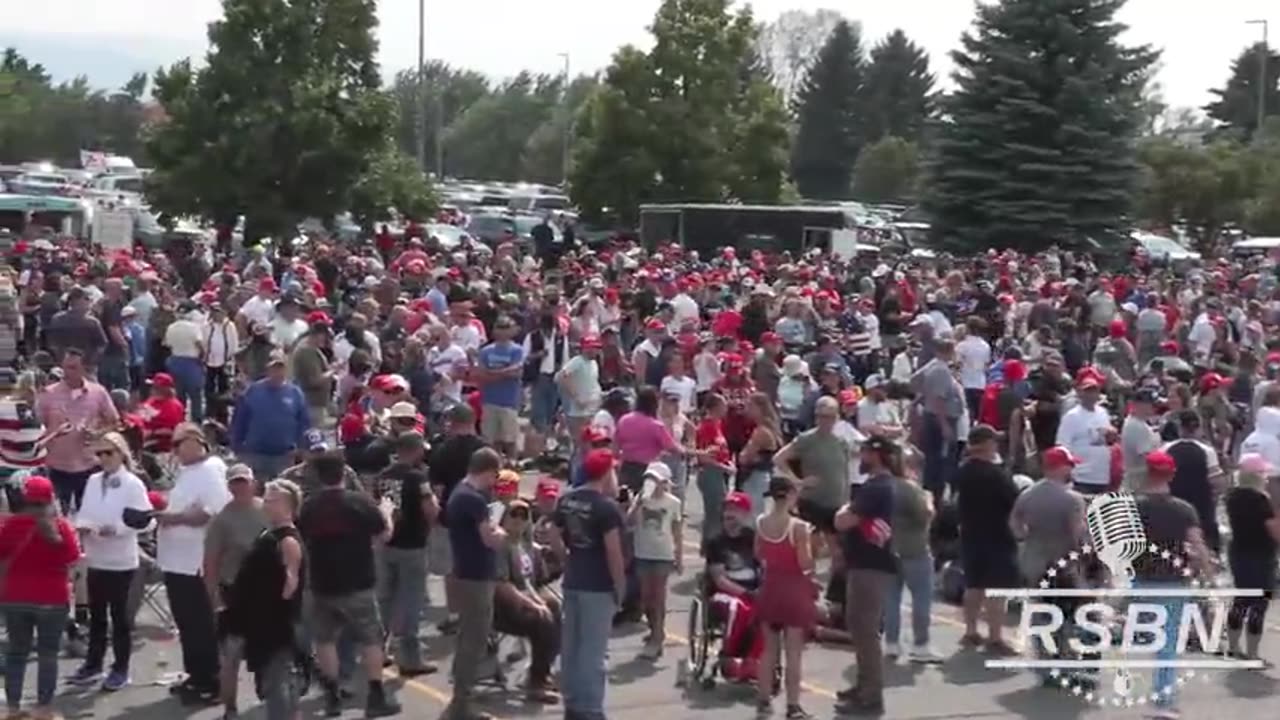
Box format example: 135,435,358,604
739,392,783,514
1224,454,1280,663
0,475,81,720
67,432,152,692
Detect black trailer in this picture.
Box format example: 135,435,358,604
638,203,854,256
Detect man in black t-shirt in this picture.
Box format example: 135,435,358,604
375,431,439,677
297,452,400,718
953,425,1021,654
1163,410,1224,553
427,404,488,631
443,447,507,720
834,436,897,715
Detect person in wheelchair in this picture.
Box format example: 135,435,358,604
493,500,561,704
703,491,764,683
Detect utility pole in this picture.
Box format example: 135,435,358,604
558,52,571,188
416,0,426,172
1247,19,1269,136
435,88,444,179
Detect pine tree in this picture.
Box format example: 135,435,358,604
789,20,864,199
1204,42,1280,142
923,0,1157,252
860,30,936,145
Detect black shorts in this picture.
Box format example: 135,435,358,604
795,499,838,534
961,543,1020,590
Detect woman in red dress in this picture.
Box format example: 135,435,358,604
753,476,816,719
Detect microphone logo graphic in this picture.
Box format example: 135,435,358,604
1085,491,1147,586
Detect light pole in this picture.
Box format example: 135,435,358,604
416,0,426,172
558,52,571,188
1246,19,1269,136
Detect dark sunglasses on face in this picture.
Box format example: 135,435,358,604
95,449,117,458
508,510,530,520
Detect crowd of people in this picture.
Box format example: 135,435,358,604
0,221,1274,720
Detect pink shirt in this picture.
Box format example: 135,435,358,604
36,380,120,473
614,412,678,464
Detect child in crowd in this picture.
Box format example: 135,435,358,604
629,462,683,660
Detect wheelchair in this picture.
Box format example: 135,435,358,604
676,573,778,694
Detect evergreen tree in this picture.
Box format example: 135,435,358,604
1204,42,1280,142
923,0,1156,252
790,20,864,199
860,30,936,145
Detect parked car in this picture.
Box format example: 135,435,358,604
1131,230,1200,267
7,172,76,196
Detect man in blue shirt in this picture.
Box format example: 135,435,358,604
475,316,525,458
229,351,311,483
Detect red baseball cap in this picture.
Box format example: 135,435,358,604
581,424,611,444
535,479,562,501
1146,450,1177,475
724,491,752,513
1108,319,1127,338
582,449,616,481
645,318,666,332
760,331,782,345
148,372,176,389
22,475,55,505
1200,373,1227,393
580,335,603,351
258,278,278,292
306,310,332,326
1003,359,1028,383
1042,446,1079,470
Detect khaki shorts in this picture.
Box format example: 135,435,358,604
481,405,520,445
428,525,453,576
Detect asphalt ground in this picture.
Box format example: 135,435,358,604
32,472,1280,720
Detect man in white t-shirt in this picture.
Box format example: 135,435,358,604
237,278,277,330
426,325,469,409
670,284,700,329
1054,375,1113,494
156,424,231,702
1187,311,1217,365
955,319,991,417
856,374,905,440
557,335,603,448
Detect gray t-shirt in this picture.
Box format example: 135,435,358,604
791,428,852,509
204,500,269,586
912,358,964,419
890,476,931,559
1120,415,1159,490
1011,480,1085,581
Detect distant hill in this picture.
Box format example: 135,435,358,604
0,31,198,91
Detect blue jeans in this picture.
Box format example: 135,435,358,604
883,553,933,646
921,413,956,504
166,355,205,422
561,590,615,720
5,606,68,709
1135,581,1186,709
240,452,295,485
697,468,729,548
376,546,428,668
530,374,559,433
741,469,770,522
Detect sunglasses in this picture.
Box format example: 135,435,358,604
508,510,530,520
95,449,118,458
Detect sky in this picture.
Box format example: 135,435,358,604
0,0,1272,110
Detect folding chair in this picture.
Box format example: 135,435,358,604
126,547,176,635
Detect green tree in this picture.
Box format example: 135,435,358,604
349,143,437,230
1204,42,1280,142
1245,119,1280,234
146,0,393,240
923,0,1157,252
852,136,919,202
520,75,600,185
790,20,865,199
860,30,935,145
388,62,490,173
570,0,789,221
1134,136,1252,248
442,72,565,181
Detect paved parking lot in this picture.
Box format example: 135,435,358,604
38,475,1280,720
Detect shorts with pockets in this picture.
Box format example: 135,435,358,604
310,589,382,646
481,405,520,445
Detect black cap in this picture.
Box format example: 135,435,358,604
967,424,1000,445
395,430,426,452
1132,387,1160,405
862,435,897,455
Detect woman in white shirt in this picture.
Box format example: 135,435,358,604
69,432,152,690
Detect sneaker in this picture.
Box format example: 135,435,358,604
323,689,343,718
836,685,860,702
908,645,944,664
639,642,663,660
836,697,885,716
66,665,102,686
785,704,812,719
101,670,129,692
437,617,460,635
177,685,220,707
397,663,437,678
883,641,901,658
525,683,560,704
364,694,401,719
985,639,1019,657
755,698,772,716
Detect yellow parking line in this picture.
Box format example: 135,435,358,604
665,629,838,699
384,667,509,720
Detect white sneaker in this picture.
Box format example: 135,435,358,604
883,642,901,658
909,645,943,664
